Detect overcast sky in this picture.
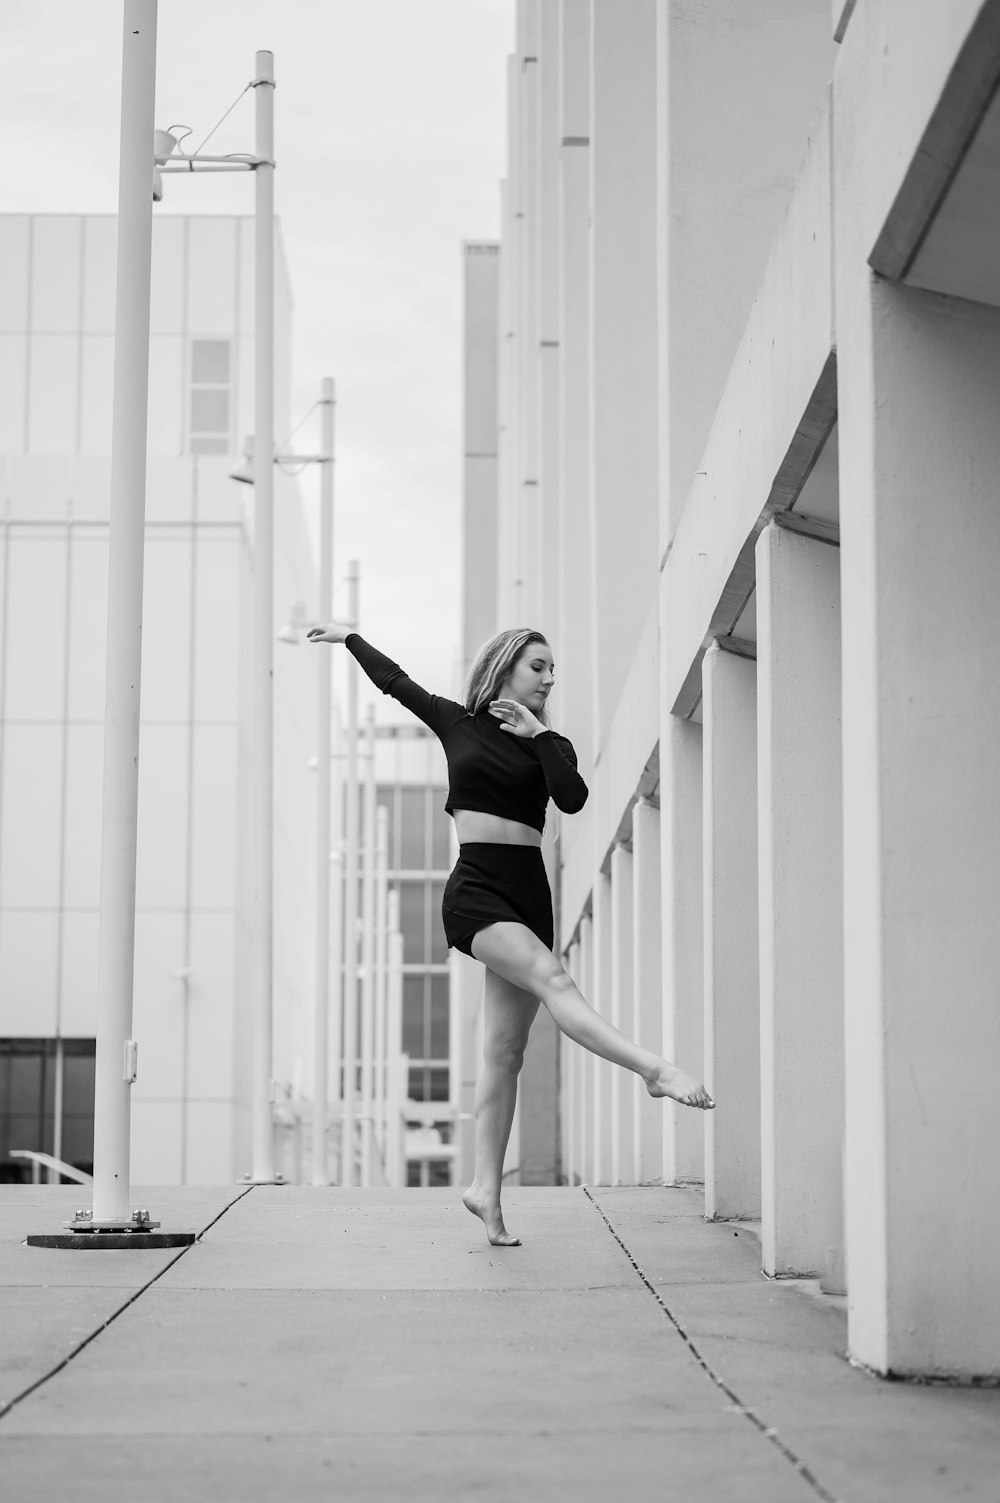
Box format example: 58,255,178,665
0,0,512,706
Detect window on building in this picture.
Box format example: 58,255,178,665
189,339,232,454
0,1039,96,1182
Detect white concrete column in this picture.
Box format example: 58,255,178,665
536,0,561,655
632,797,662,1184
590,871,612,1184
836,269,1000,1375
461,244,500,670
577,911,593,1182
589,0,660,746
563,936,581,1183
609,843,634,1184
756,522,844,1276
557,0,594,770
702,642,760,1220
659,714,704,1185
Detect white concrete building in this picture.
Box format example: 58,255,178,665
0,212,316,1186
469,0,1000,1380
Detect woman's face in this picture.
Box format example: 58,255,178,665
502,641,555,711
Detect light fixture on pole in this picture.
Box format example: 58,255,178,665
29,0,193,1252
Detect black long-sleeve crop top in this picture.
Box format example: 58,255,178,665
345,635,588,833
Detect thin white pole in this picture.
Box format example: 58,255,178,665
311,377,335,1186
386,890,403,1187
91,0,158,1224
328,844,344,1180
373,804,389,1165
340,561,360,1185
360,704,377,1186
249,49,276,1183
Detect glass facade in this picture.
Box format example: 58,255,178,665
0,1038,96,1182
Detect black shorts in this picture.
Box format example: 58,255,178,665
441,843,554,958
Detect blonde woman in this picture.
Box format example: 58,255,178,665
309,623,714,1246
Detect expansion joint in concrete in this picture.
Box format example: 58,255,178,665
0,1184,255,1426
582,1187,840,1503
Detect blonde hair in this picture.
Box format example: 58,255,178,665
463,628,551,728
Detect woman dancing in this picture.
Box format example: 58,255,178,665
308,623,714,1246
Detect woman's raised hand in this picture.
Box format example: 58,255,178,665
306,621,354,645
489,698,545,739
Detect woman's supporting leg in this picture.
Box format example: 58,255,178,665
470,922,714,1109
462,964,539,1246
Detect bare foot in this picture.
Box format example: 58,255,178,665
462,1182,521,1247
645,1062,715,1110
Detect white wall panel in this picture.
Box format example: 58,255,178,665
61,724,104,909
135,725,189,910
147,335,183,455
150,217,185,335
78,335,113,456
66,534,109,720
193,537,240,722
187,219,237,335
59,911,99,1035
235,334,254,451
131,1101,183,1183
0,336,27,451
82,217,116,333
0,217,31,332
0,726,63,908
187,912,236,1100
237,217,254,332
28,335,78,455
184,1102,234,1184
0,911,59,1035
141,535,191,721
189,726,238,909
30,218,82,332
69,460,111,523
4,537,67,720
132,911,185,1097
145,457,194,522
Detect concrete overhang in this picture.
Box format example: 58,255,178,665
869,1,1000,300
662,96,837,723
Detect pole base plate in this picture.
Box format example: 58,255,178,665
26,1230,196,1250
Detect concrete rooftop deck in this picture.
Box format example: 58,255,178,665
1,1184,997,1502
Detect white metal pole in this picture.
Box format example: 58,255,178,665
373,804,389,1163
340,561,361,1185
328,844,344,1181
311,377,335,1185
249,49,276,1183
91,0,158,1224
360,704,377,1186
386,890,403,1188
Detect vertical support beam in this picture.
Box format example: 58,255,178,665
660,715,704,1184
577,911,593,1182
836,272,1000,1373
360,704,377,1187
564,936,581,1183
311,378,335,1186
249,47,277,1185
609,843,634,1184
91,0,158,1222
589,0,659,747
756,522,844,1275
703,643,760,1220
590,869,612,1184
632,797,662,1184
340,562,360,1186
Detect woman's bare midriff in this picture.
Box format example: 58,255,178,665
453,809,541,848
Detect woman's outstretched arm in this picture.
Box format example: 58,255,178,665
308,623,466,740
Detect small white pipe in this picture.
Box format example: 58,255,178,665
360,705,377,1186
373,805,389,1166
340,562,361,1185
387,895,403,1187
311,378,335,1186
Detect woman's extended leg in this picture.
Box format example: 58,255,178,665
462,964,539,1247
470,922,714,1109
